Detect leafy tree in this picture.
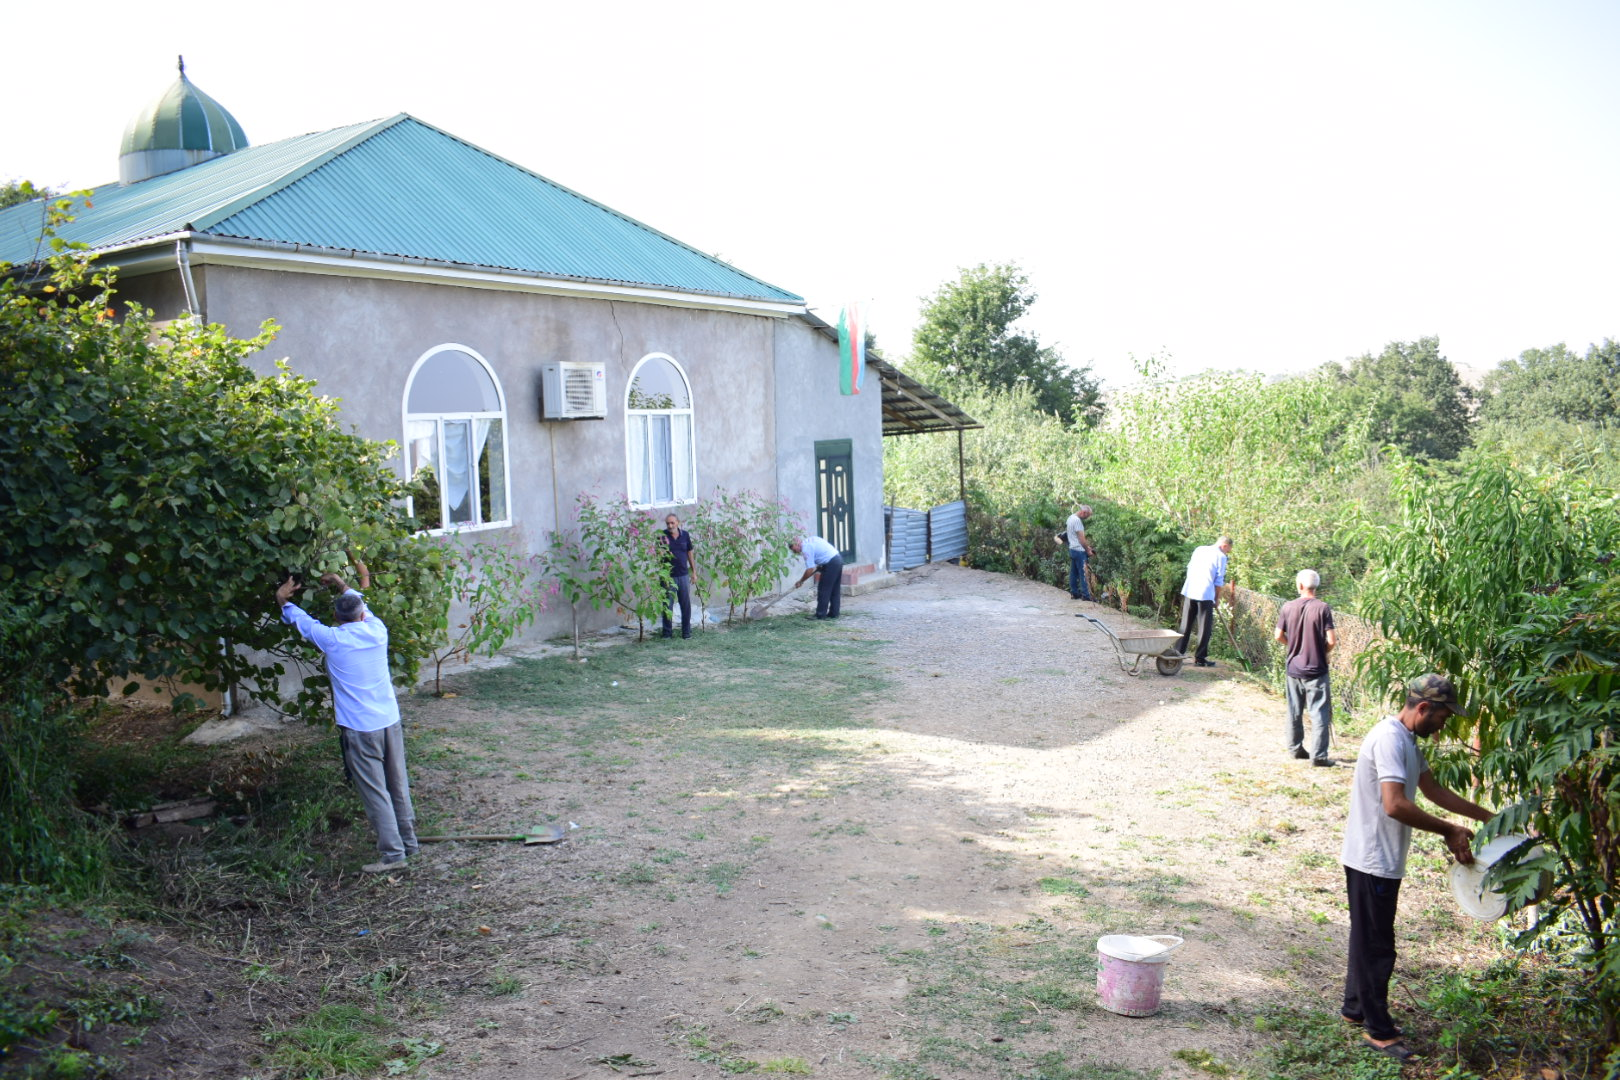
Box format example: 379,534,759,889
1092,366,1378,596
540,493,672,643
1354,455,1620,1049
0,208,448,722
426,533,546,695
1480,340,1620,428
1328,337,1475,459
0,178,51,209
907,263,1102,426
687,488,802,621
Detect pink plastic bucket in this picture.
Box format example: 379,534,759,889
1096,935,1183,1017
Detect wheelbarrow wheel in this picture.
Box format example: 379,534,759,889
1155,653,1184,677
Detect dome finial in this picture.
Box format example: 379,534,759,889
177,55,185,76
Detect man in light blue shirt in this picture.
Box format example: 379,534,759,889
790,535,844,619
277,566,418,873
1173,536,1232,667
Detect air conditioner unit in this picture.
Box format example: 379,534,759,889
541,361,607,420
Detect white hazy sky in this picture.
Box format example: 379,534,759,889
6,0,1617,387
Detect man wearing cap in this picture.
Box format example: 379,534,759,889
276,564,418,874
1275,569,1337,765
1174,536,1232,668
1064,505,1096,601
1340,674,1493,1063
789,535,843,619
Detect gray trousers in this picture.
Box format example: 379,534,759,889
1285,673,1333,760
340,722,418,862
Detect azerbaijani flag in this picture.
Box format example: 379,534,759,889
837,303,866,395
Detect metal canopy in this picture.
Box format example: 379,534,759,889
871,357,981,436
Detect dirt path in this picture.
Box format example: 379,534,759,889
405,563,1490,1079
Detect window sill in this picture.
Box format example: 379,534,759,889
415,520,513,538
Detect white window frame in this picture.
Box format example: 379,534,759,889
401,343,513,535
625,352,697,509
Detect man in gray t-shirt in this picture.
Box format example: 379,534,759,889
1340,675,1492,1063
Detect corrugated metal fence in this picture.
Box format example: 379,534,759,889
885,499,968,569
885,507,929,570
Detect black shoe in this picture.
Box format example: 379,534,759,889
1290,747,1310,760
681,632,691,639
1312,758,1338,768
1194,659,1216,668
660,631,672,639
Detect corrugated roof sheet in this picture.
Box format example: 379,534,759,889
872,358,982,435
0,115,801,304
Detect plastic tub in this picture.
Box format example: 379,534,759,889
1096,934,1183,1016
1451,834,1551,921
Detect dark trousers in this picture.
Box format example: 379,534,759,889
1175,596,1215,661
1067,548,1091,600
815,556,843,618
1343,866,1403,1039
662,573,691,638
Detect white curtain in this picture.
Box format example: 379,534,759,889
672,413,694,502
628,415,650,505
444,419,473,524
651,415,673,504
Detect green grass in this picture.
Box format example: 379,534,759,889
260,1003,395,1077
454,618,883,778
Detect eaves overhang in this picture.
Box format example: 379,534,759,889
20,232,808,318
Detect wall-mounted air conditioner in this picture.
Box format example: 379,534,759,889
541,361,607,420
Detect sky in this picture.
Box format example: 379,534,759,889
6,0,1617,388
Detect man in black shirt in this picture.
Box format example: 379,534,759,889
661,513,696,639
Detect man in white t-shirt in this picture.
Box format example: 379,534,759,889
1340,674,1492,1063
1173,536,1232,667
1064,505,1095,600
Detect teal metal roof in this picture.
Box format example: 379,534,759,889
0,115,802,304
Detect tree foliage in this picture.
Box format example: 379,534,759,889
1328,336,1474,460
426,533,546,694
1480,340,1620,428
686,488,802,621
1090,365,1379,596
0,178,51,210
1353,455,1620,1046
907,263,1101,426
0,210,447,721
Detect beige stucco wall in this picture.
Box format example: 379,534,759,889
112,262,885,709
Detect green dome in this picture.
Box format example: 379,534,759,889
119,58,249,184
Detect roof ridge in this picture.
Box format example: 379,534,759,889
188,115,407,232
393,114,801,303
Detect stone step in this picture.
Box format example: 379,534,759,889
841,564,898,596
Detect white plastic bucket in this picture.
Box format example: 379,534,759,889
1096,934,1183,1016
1451,834,1551,921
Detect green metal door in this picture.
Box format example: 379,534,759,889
814,439,855,560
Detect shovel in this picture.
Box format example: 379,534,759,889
416,824,569,845
746,581,806,619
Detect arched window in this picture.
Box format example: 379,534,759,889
403,345,510,532
626,353,695,507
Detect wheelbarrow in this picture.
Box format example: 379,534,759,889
1075,613,1185,676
